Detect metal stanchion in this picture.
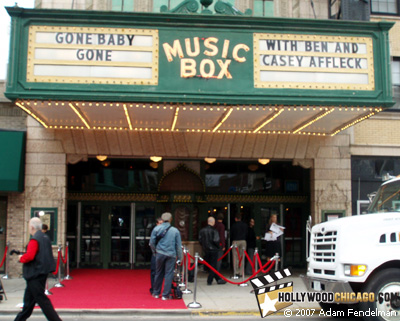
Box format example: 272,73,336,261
45,278,53,295
2,242,10,280
239,246,248,287
274,253,279,271
54,245,64,288
182,247,192,294
254,247,259,276
64,242,72,280
179,246,186,287
231,244,239,279
187,252,201,308
250,248,259,293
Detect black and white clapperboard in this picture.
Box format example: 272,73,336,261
250,268,293,318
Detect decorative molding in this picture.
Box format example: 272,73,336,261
206,194,308,203
160,0,199,13
68,192,157,202
26,177,64,206
215,0,251,15
67,192,307,204
67,154,88,165
317,182,347,204
293,159,313,169
160,0,251,15
158,163,206,192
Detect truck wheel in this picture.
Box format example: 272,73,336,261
359,268,400,321
319,302,358,318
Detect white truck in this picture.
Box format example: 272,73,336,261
302,176,400,321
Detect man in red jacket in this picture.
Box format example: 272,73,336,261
14,217,62,321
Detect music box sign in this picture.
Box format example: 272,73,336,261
27,26,159,85
162,37,250,79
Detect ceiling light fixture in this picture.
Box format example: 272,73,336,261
150,156,162,162
258,158,270,165
96,155,108,162
204,157,217,164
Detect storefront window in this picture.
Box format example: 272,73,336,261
371,0,399,15
68,159,158,193
112,0,134,11
393,58,400,86
205,161,308,194
254,0,274,17
351,156,400,215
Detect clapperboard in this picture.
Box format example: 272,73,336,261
250,268,293,318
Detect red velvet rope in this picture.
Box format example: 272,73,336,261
60,245,68,264
235,247,243,267
199,257,275,285
52,250,61,275
0,245,8,268
244,250,255,273
217,245,233,262
255,253,276,274
187,252,196,271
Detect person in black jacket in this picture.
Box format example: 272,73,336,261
245,218,257,276
231,213,248,277
199,217,226,286
15,217,62,321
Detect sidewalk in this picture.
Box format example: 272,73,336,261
0,269,320,316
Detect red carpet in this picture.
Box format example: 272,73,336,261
48,269,187,309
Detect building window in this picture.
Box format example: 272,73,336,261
371,0,399,15
153,0,181,11
393,58,400,86
254,0,274,17
112,0,134,12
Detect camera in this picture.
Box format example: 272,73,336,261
10,250,22,256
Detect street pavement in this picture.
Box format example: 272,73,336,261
0,269,320,317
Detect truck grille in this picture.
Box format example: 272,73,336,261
312,231,337,263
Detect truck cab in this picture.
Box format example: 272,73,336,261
302,177,400,321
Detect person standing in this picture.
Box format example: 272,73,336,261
214,213,226,272
230,213,248,277
149,212,183,300
149,217,163,295
245,218,257,276
199,217,226,286
264,214,283,261
14,217,62,321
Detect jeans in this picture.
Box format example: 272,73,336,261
153,253,176,298
14,274,62,321
150,254,156,294
245,247,255,275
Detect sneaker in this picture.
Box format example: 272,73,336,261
162,295,172,300
217,279,227,285
152,294,159,299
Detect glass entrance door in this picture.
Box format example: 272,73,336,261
81,204,102,267
110,205,132,268
134,204,155,267
79,203,133,268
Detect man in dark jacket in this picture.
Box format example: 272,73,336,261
199,217,226,286
15,217,62,321
231,213,248,277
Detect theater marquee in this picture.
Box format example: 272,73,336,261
5,7,395,113
254,34,374,91
27,26,159,85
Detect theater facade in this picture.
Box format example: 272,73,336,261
2,3,394,274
